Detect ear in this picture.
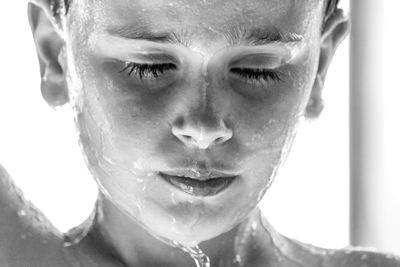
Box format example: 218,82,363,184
28,2,69,108
305,9,350,118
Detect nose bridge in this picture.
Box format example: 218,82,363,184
194,54,230,126
185,53,221,128
171,67,233,149
198,71,216,125
190,105,222,132
182,39,224,118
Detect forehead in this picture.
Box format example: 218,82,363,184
73,0,324,40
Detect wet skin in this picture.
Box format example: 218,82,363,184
2,168,400,267
68,0,322,246
1,0,400,266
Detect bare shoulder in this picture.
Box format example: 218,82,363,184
288,237,400,267
0,165,121,267
0,164,67,266
325,246,400,267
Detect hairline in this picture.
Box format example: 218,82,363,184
50,0,340,29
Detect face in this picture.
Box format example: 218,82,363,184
63,0,325,246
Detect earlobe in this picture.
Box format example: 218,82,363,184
305,9,350,119
28,2,69,108
306,75,325,118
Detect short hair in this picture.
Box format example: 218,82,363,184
325,0,340,24
50,0,71,18
50,0,340,27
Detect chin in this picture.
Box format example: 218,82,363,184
157,223,229,247
140,205,237,247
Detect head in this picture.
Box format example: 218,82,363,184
28,0,349,246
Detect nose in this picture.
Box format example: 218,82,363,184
172,117,233,149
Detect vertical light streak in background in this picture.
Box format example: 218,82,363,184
383,0,400,255
350,0,385,249
350,0,400,254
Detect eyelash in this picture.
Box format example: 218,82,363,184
120,62,177,79
230,68,282,83
119,62,282,83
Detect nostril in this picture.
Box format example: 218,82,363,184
177,134,194,145
171,120,233,148
214,137,224,144
182,135,191,140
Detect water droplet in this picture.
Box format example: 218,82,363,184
187,246,210,267
170,192,178,205
132,161,144,171
174,243,210,267
63,241,74,247
344,249,352,255
233,254,242,264
63,201,98,247
251,222,257,230
102,155,117,166
17,210,26,217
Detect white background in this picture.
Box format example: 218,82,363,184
1,0,396,253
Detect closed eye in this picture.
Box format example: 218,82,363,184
119,62,177,80
230,67,282,83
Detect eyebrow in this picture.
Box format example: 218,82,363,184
107,24,192,46
107,24,303,47
233,27,304,46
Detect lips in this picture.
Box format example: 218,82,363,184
159,170,238,197
161,169,238,180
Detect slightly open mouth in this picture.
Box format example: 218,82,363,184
159,173,238,197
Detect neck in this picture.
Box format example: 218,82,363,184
86,193,290,267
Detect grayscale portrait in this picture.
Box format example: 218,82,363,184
0,0,399,266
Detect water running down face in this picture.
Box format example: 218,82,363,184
47,0,347,246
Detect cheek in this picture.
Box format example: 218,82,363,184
75,106,158,217
76,62,162,163
232,52,318,188
234,66,314,151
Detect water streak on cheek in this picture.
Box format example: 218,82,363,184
256,161,282,203
170,192,179,205
65,45,83,112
